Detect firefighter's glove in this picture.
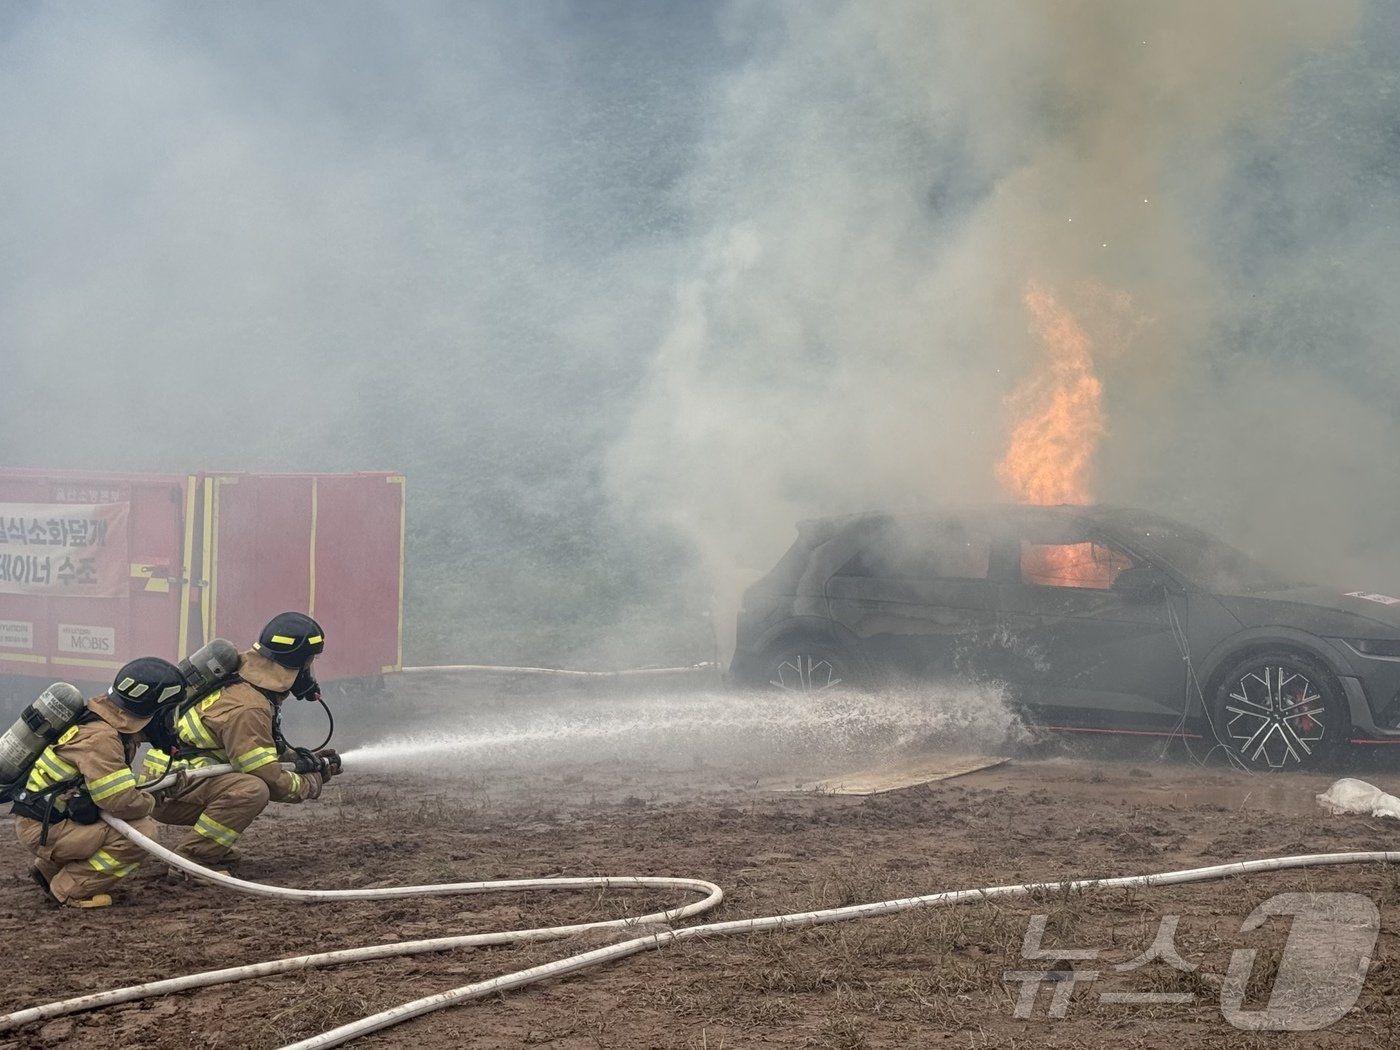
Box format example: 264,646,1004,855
291,748,322,774
66,790,101,825
150,768,193,802
303,773,323,801
315,748,341,779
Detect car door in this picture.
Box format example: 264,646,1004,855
824,515,1002,680
994,510,1188,726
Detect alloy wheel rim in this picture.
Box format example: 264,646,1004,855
1223,664,1327,769
769,653,843,692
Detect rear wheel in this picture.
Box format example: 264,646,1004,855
1213,650,1345,770
759,640,863,693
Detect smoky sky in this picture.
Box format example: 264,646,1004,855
609,0,1400,635
2,2,1398,662
0,1,724,468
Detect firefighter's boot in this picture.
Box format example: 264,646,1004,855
64,893,113,909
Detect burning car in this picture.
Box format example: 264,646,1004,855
729,504,1400,770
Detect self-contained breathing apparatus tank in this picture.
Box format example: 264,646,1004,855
178,638,242,699
143,638,242,759
0,683,87,800
149,636,336,768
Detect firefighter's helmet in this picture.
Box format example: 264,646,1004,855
254,612,325,669
110,657,187,718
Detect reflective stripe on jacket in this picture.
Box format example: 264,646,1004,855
24,697,153,822
141,678,317,803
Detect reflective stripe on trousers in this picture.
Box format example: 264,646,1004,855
193,812,242,849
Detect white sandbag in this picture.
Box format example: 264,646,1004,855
1317,778,1400,819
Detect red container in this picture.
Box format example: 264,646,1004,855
0,469,404,690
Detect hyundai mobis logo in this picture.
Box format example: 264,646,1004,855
1005,893,1379,1030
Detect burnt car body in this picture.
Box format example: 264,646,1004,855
730,505,1400,769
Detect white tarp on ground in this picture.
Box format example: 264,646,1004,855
1317,778,1400,820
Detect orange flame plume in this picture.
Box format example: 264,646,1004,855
998,282,1119,588
996,281,1104,506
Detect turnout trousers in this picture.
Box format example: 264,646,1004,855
16,814,156,904
151,772,270,866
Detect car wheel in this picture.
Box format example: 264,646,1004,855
760,640,861,693
1213,650,1345,771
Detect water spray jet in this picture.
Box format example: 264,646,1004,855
338,684,1028,774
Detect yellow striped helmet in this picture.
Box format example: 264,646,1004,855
254,612,326,669
110,657,186,718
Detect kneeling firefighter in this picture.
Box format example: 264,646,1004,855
10,659,188,908
142,612,340,876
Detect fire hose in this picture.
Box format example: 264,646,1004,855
4,763,1399,1049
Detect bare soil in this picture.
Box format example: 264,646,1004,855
4,671,1400,1049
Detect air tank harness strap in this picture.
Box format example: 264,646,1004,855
10,788,62,842
265,686,291,757
9,709,102,844
9,784,100,845
151,682,261,770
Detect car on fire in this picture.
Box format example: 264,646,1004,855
729,504,1400,770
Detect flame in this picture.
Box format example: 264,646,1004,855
1020,539,1131,590
996,281,1104,505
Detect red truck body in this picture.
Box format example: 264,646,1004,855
0,469,404,690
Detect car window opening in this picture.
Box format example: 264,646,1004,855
1021,540,1135,590
837,525,991,581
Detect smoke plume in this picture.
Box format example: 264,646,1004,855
2,2,1396,666
609,0,1397,653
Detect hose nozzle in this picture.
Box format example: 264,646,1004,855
319,749,343,777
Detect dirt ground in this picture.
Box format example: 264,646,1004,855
5,670,1400,1049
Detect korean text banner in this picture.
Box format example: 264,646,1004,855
0,502,130,597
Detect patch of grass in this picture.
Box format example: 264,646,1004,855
805,862,899,909
1235,944,1286,1008
244,975,378,1049
741,933,848,996
402,793,483,826
688,1030,727,1050
807,1010,868,1049
330,778,491,826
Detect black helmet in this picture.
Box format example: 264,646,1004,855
110,657,186,718
254,612,325,669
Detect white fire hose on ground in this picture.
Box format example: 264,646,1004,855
5,763,1399,1049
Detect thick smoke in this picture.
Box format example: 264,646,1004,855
0,3,722,664
609,1,1400,649
2,3,1397,668
0,3,696,472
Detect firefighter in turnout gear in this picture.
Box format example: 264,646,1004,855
13,658,187,908
143,613,338,875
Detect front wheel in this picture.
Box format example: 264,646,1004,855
1212,650,1345,771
